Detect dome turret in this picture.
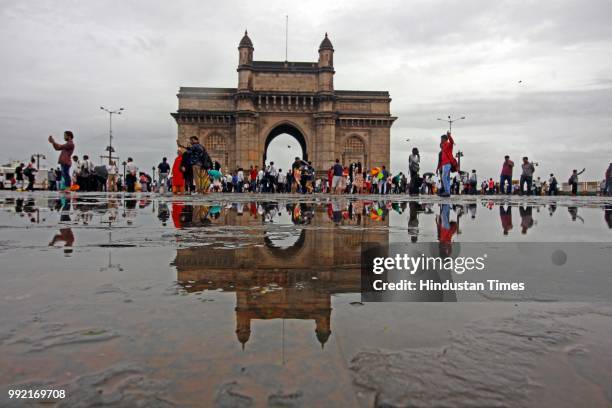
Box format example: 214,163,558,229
238,30,253,49
318,32,334,51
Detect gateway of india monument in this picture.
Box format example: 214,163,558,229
172,32,396,173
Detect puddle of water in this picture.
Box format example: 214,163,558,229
0,191,611,406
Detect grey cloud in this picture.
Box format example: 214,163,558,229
0,0,611,181
397,87,612,129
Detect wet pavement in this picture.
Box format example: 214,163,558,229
1,191,611,407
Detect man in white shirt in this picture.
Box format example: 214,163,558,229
257,168,265,192
236,168,244,193
267,161,278,192
106,161,118,192
277,169,286,193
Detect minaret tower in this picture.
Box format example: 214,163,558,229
314,32,336,175
237,30,254,92
317,32,334,93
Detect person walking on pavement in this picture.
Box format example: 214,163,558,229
158,157,171,193
408,148,420,195
548,173,558,195
519,157,535,196
125,157,138,193
24,157,37,191
569,168,586,196
500,155,514,195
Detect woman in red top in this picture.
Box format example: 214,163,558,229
171,150,185,194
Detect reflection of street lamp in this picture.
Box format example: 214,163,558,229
100,106,124,164
122,161,127,191
100,218,123,272
437,115,466,132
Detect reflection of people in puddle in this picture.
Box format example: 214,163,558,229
499,204,513,235
548,204,557,217
519,205,534,234
568,206,585,223
330,200,343,224
605,206,612,228
157,202,170,226
59,196,71,223
15,198,24,214
431,204,458,301
467,203,477,219
352,200,364,225
124,198,137,225
437,204,458,239
49,228,75,255
290,203,314,225
171,202,184,228
407,202,421,242
172,204,212,228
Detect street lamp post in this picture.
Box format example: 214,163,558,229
437,115,466,132
31,153,46,170
122,161,127,191
456,151,464,170
100,106,124,164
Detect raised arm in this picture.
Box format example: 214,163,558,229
49,136,70,151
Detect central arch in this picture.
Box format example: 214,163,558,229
263,123,308,166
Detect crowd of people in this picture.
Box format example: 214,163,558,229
1,131,611,196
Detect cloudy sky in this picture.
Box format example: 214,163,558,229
1,0,611,180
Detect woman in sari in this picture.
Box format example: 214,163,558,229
292,166,302,193
171,150,185,194
353,162,364,194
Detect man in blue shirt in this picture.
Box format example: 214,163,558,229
158,157,171,193
332,159,344,194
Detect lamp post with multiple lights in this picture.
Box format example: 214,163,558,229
437,115,465,133
100,106,124,164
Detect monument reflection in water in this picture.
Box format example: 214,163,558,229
173,201,389,349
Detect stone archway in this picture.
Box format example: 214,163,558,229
263,123,308,166
263,229,307,259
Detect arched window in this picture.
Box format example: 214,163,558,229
344,135,365,153
204,133,228,169
342,135,367,168
204,133,226,152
